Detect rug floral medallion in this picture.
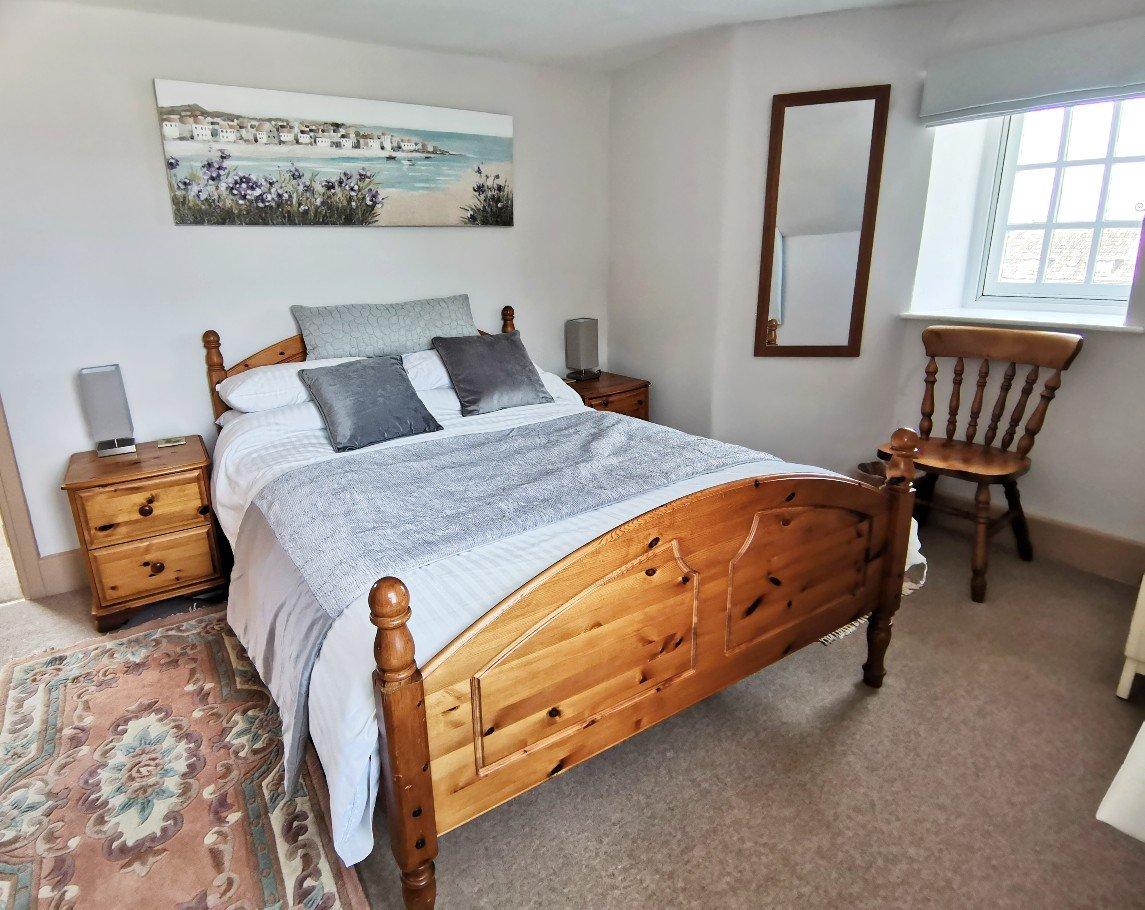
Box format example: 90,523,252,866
0,608,367,909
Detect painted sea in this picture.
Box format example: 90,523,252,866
165,129,512,194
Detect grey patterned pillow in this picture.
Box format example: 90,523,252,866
292,295,478,359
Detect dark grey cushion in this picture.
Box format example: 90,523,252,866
292,295,478,359
298,356,442,452
432,331,554,417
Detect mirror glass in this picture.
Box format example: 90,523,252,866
755,86,889,356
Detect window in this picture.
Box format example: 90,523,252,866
976,97,1145,314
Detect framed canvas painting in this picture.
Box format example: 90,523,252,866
154,80,513,227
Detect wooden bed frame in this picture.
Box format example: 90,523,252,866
201,308,919,908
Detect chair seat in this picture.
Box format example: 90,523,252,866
879,437,1030,483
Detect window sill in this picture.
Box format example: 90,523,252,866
901,309,1144,334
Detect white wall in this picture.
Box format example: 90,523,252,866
0,1,610,556
610,0,1145,543
607,30,735,436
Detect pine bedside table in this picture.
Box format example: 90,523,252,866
61,436,225,631
567,372,651,420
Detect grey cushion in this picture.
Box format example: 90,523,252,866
292,295,478,359
298,356,442,451
432,331,554,416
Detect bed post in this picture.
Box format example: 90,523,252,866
370,577,439,910
501,305,515,333
863,427,919,688
202,330,228,420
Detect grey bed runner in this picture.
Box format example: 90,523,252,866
252,410,768,787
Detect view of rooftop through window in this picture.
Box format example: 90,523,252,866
982,95,1145,308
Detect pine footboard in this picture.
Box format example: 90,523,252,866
369,428,920,908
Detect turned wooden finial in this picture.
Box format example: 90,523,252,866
884,427,919,487
203,330,228,419
370,577,417,686
501,306,515,334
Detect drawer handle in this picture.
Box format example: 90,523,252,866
139,504,154,517
149,561,165,576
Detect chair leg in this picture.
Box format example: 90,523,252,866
971,483,991,603
1003,481,1033,561
914,472,939,526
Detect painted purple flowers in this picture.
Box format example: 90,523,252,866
167,155,386,226
461,165,512,225
166,156,180,171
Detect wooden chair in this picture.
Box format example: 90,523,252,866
881,325,1083,603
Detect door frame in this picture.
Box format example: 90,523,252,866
0,394,45,599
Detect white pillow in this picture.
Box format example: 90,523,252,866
216,358,358,412
401,349,453,391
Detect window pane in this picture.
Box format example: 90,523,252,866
998,229,1044,282
1093,226,1141,284
1114,98,1145,157
1007,168,1054,223
1043,229,1093,283
1017,108,1064,164
1103,161,1145,220
1055,164,1104,222
1066,102,1114,160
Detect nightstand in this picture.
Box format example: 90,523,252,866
61,436,225,631
568,372,651,419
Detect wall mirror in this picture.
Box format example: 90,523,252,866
754,85,890,357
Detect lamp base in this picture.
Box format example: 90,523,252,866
566,369,602,382
95,437,137,457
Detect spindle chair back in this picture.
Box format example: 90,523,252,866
884,325,1083,602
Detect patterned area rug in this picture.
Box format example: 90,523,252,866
0,608,367,909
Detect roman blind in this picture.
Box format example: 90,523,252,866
920,16,1145,127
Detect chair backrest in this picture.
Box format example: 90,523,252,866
918,325,1084,458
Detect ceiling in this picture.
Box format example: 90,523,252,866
58,0,944,70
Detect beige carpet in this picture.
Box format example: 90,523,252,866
4,528,1143,908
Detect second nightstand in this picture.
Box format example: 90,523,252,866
61,436,225,631
568,372,651,420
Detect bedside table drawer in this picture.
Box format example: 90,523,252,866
89,525,218,605
75,470,209,546
590,387,649,419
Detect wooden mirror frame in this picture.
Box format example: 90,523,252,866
753,84,891,358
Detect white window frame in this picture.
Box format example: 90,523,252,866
967,98,1144,318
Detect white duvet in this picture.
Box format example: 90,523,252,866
213,370,922,865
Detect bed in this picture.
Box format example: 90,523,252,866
202,306,922,909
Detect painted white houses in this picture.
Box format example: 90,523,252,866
190,118,214,141
162,113,449,156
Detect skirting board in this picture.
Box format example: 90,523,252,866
38,548,88,599
927,499,1145,587
35,506,1145,598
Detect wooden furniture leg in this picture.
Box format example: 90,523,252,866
863,428,918,688
971,483,991,602
370,578,439,910
1002,481,1033,561
914,472,938,526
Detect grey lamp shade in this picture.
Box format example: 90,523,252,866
78,364,136,456
565,317,600,380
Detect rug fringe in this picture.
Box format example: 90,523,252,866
819,613,870,645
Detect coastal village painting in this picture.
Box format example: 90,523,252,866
154,80,513,227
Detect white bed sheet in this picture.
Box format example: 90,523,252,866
213,371,918,865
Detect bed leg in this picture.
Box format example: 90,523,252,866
864,428,918,689
370,577,439,910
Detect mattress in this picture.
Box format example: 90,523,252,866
213,370,924,864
